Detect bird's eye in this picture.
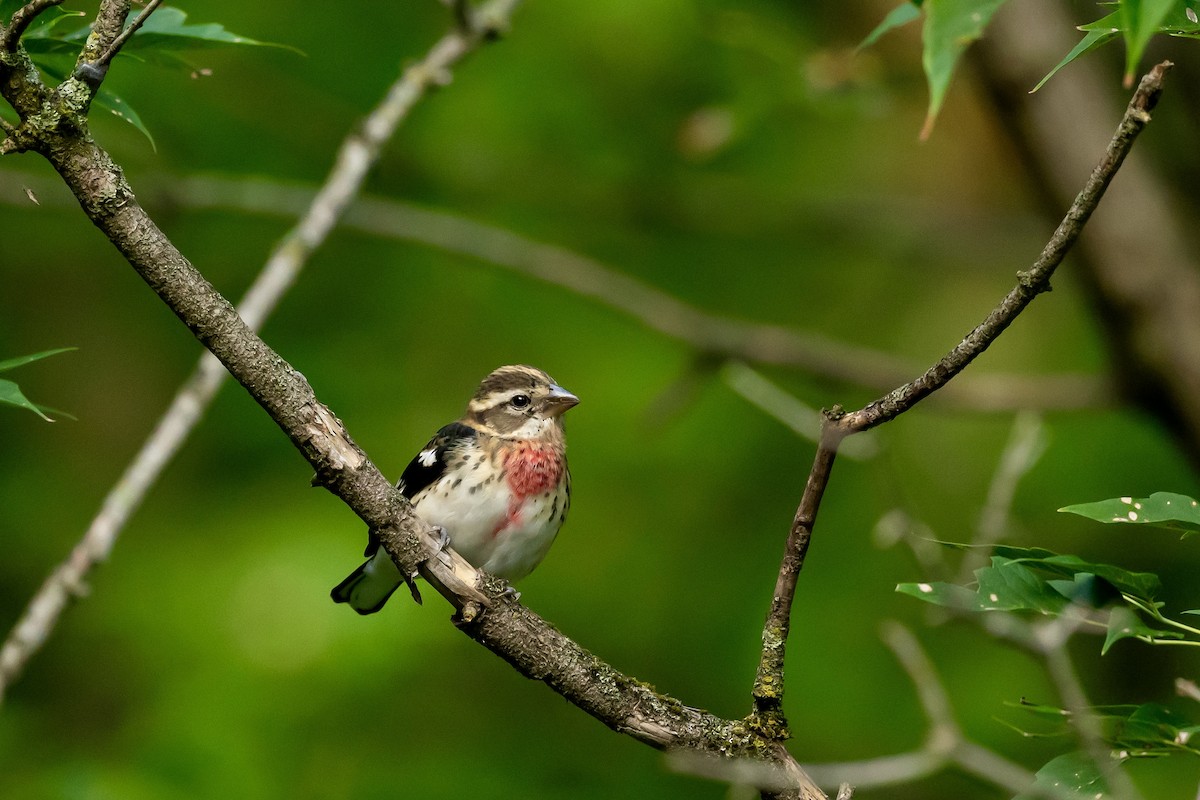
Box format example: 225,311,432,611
510,394,531,409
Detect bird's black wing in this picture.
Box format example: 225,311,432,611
362,421,478,556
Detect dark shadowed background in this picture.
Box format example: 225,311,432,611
2,1,1198,798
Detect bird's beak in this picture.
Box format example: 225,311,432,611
544,384,579,417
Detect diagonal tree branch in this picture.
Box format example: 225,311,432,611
0,4,827,798
1,0,64,52
976,0,1200,470
86,0,163,75
0,0,519,703
750,62,1172,740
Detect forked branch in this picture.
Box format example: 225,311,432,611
751,61,1173,742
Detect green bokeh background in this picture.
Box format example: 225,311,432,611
2,1,1198,798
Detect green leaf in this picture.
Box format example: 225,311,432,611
1008,702,1200,757
1,2,86,38
898,557,1069,615
1121,0,1176,85
897,579,987,610
0,348,74,421
934,541,1163,602
859,2,922,51
1011,698,1075,720
0,347,75,373
976,557,1071,613
18,6,297,144
1116,702,1200,754
1050,572,1123,607
919,0,1009,139
0,378,53,420
1037,2,1198,92
1166,0,1200,38
1060,492,1200,537
94,83,155,146
1032,24,1119,92
1014,751,1112,800
1102,605,1182,654
103,7,302,70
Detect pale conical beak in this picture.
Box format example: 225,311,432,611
545,384,579,417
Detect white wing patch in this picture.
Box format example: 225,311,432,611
418,448,438,467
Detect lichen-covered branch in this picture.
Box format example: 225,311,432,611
0,3,824,796
0,0,520,701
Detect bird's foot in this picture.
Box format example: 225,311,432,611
427,525,454,568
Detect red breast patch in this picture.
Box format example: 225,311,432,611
492,443,564,537
504,442,564,499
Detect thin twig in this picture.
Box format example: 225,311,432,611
91,0,162,70
722,361,877,461
74,1,130,74
804,622,1038,796
752,61,1172,744
978,0,1200,471
0,0,524,704
1035,617,1144,800
1,0,64,52
751,424,842,719
957,411,1047,582
840,62,1172,436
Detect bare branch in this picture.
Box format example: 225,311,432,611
751,423,840,719
804,623,1037,796
0,2,830,794
1034,618,1144,800
0,0,519,702
722,362,877,461
839,61,1172,436
977,0,1200,469
83,0,163,77
70,0,130,84
751,62,1172,748
2,0,64,52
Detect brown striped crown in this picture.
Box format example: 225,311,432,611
464,365,578,439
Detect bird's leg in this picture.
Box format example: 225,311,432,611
432,525,452,550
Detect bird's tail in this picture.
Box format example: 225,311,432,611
331,548,403,614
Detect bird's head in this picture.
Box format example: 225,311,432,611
465,365,578,440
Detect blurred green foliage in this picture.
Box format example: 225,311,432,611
2,1,1199,798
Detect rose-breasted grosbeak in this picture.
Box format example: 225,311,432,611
332,365,578,614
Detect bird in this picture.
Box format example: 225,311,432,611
332,365,578,614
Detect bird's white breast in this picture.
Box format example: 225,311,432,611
411,459,564,581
